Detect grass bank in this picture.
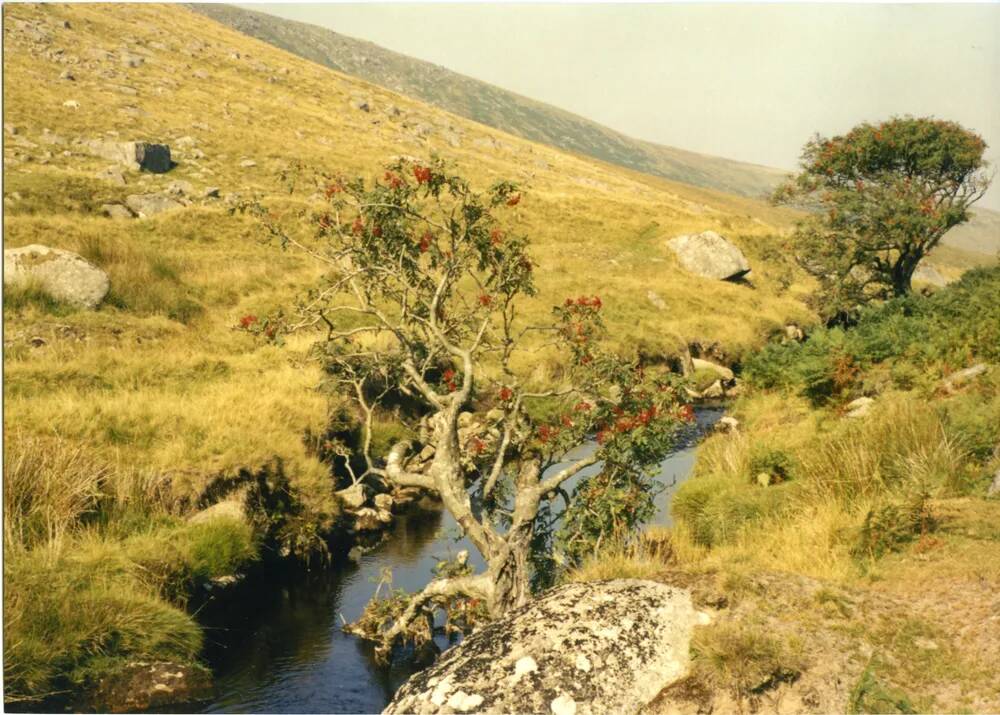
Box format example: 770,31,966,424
571,267,1000,713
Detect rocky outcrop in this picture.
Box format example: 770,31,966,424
666,231,751,281
85,139,172,173
4,244,109,309
691,358,734,382
385,580,708,715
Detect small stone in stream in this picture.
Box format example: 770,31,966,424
353,507,383,532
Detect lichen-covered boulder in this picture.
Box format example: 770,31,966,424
4,244,109,308
385,580,708,715
666,231,751,281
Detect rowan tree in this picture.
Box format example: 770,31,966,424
774,116,991,318
238,157,689,658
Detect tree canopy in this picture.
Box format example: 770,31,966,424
240,157,689,657
774,116,991,319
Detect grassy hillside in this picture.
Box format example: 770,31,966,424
2,2,817,484
188,2,1000,258
2,2,815,702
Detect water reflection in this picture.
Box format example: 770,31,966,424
194,407,723,713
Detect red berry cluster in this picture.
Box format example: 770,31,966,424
384,171,404,189
564,295,602,310
238,314,258,329
413,165,432,184
537,424,559,444
443,368,457,392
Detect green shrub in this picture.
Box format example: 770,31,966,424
848,660,917,714
673,474,795,547
852,493,936,560
747,446,797,484
744,266,1000,402
939,389,1000,462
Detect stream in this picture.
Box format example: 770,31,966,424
191,407,724,714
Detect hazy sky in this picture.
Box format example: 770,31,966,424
249,3,1000,209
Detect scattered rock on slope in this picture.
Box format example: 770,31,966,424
666,231,751,281
125,193,183,218
385,580,707,715
102,203,134,220
3,244,110,309
85,139,172,173
845,396,874,418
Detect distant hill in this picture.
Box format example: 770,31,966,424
187,2,1000,258
186,3,788,200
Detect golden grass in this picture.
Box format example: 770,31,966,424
1,2,822,512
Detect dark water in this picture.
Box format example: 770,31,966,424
194,407,724,714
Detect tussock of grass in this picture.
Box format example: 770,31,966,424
3,278,75,316
690,620,806,701
3,546,204,702
564,531,675,583
1,433,256,703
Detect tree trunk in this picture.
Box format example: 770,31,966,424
485,520,533,616
891,251,921,296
